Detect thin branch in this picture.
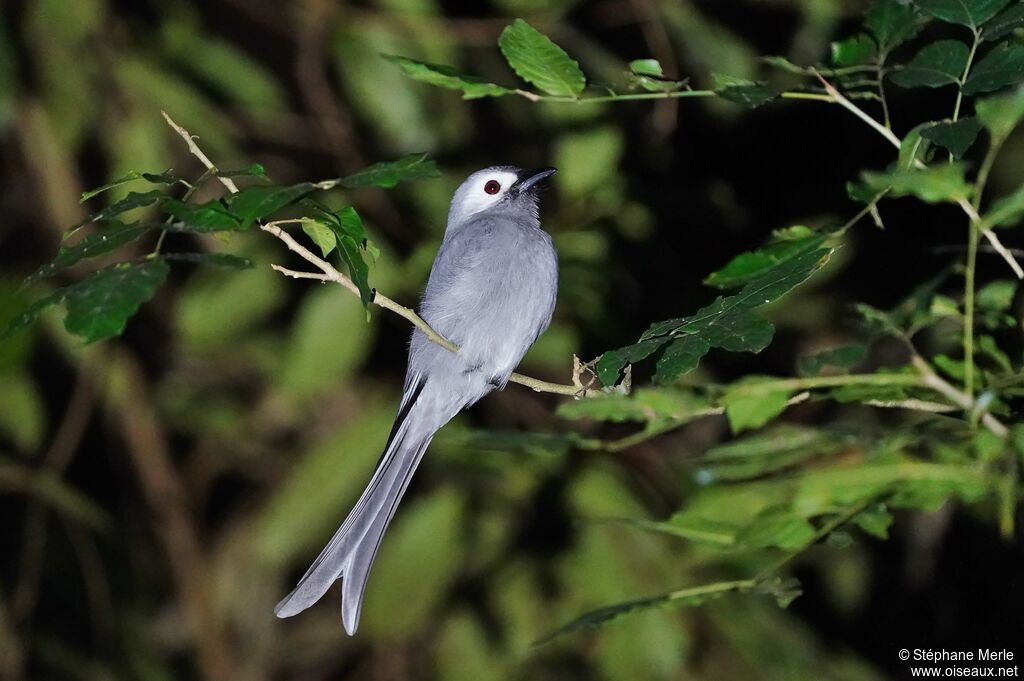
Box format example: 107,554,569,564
814,74,1023,280
911,355,1008,438
161,111,239,194
161,112,588,397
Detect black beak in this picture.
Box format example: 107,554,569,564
511,167,557,195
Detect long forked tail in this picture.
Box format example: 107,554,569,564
274,376,446,634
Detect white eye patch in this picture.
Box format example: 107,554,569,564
458,170,519,217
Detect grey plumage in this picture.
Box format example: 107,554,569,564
274,166,559,634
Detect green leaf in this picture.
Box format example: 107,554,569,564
889,39,970,88
962,42,1024,95
535,579,754,645
219,163,266,178
338,153,440,189
720,383,792,433
30,222,152,281
914,0,1012,28
713,73,779,108
644,248,833,346
794,462,990,516
160,253,253,269
557,387,710,423
853,503,894,539
628,59,686,92
737,507,815,550
831,34,877,67
976,85,1024,139
654,336,711,384
0,289,66,341
79,170,179,203
798,344,868,376
78,190,165,226
596,337,669,386
704,228,826,289
981,185,1024,229
382,54,514,99
919,117,983,158
325,208,373,308
63,259,170,343
227,183,317,230
982,3,1024,40
162,199,241,232
498,19,585,97
867,0,929,51
862,163,970,203
302,221,337,257
701,426,840,481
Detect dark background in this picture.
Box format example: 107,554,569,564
0,0,1021,679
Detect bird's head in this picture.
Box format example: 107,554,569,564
447,165,557,226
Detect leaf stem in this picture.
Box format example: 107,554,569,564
953,28,981,124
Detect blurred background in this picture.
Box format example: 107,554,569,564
1,0,1022,679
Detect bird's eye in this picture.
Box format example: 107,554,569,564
484,180,501,195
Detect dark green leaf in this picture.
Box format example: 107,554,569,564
534,579,754,645
862,163,970,202
161,253,253,269
798,344,868,376
889,40,970,88
0,289,66,341
713,74,779,108
867,0,929,51
831,34,877,66
704,228,826,289
644,249,833,346
654,336,711,384
596,337,669,386
78,190,165,226
325,209,373,307
337,154,440,189
982,3,1024,40
962,42,1024,95
219,163,267,178
63,259,170,343
498,19,585,97
914,0,1012,28
919,117,983,158
79,170,179,203
227,183,317,230
163,199,241,232
30,222,152,281
382,54,514,99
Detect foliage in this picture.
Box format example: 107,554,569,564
3,1,1024,680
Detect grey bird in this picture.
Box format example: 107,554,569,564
274,165,559,634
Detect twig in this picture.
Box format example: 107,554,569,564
911,355,1008,438
161,111,239,194
813,76,1023,280
161,112,589,397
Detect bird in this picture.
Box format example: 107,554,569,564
274,165,560,634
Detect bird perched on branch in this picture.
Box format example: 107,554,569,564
274,166,559,634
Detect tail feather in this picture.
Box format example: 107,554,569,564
274,377,444,631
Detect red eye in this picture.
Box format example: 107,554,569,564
484,180,501,194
